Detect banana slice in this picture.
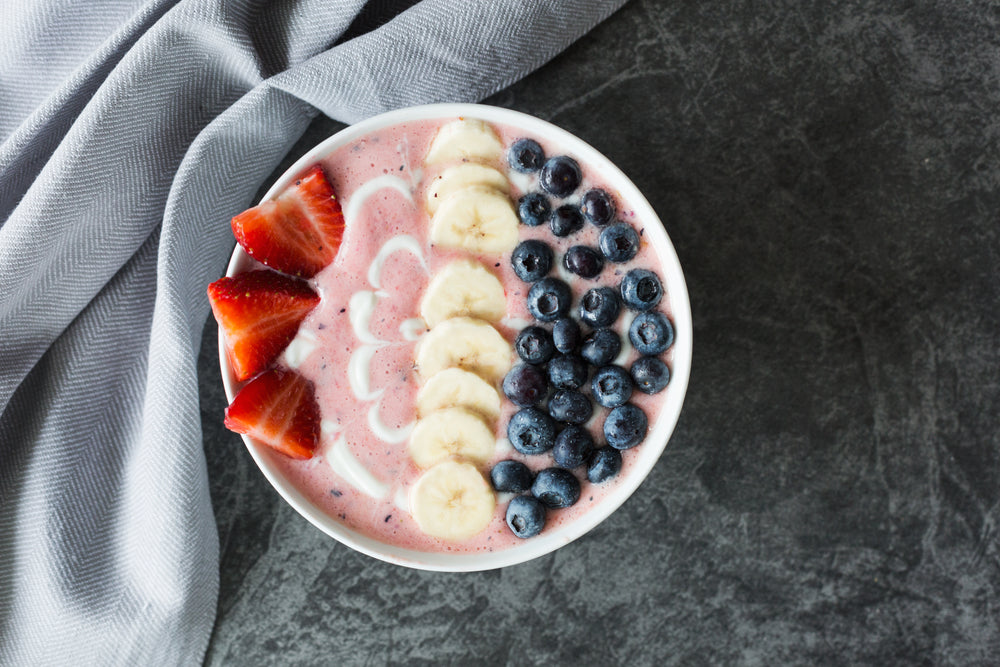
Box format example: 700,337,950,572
416,367,502,421
430,186,519,255
424,119,503,165
409,406,497,468
409,460,496,540
425,163,510,214
415,317,513,384
420,259,507,328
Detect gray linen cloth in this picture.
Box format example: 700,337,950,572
0,0,627,663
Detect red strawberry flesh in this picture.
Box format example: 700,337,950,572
224,368,320,460
207,270,319,382
231,164,345,278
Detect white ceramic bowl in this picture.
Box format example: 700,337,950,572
219,103,692,571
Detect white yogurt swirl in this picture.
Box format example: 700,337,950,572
343,175,413,230
326,224,429,498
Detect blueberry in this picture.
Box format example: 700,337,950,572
552,425,594,469
580,328,621,367
502,363,548,408
628,311,675,355
620,268,663,311
591,365,633,408
515,325,555,364
630,356,670,394
549,204,584,237
517,192,551,227
587,447,623,484
511,240,553,282
548,389,593,425
508,138,545,173
578,286,620,328
599,223,640,263
547,353,588,390
532,468,581,509
552,317,582,353
539,156,582,198
562,245,604,279
527,277,572,322
581,189,616,226
604,403,648,450
491,460,534,493
506,495,546,538
507,407,556,455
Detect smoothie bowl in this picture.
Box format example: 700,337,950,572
209,103,691,571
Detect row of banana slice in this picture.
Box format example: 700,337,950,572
407,119,519,541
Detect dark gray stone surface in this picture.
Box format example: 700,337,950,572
199,1,1000,664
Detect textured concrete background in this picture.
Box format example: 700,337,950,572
199,1,1000,664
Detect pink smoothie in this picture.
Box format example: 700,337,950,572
262,118,676,554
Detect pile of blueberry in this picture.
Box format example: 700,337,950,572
492,139,675,540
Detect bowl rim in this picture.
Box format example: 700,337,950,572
219,102,693,571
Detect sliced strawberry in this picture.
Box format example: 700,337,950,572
207,270,319,382
231,164,345,278
224,368,320,460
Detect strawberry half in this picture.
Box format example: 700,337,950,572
224,368,320,460
231,164,345,278
207,270,319,382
